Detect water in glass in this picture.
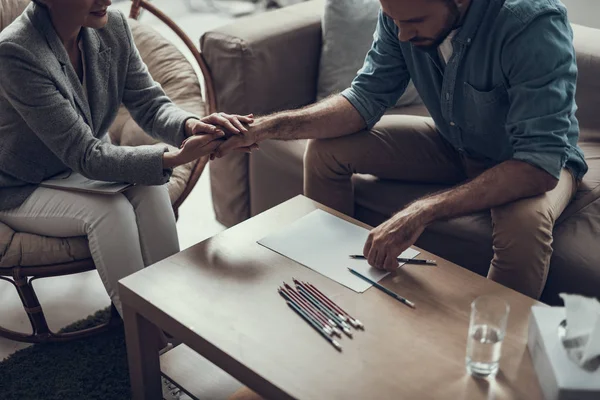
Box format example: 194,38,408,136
466,324,504,378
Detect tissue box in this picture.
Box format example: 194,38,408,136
528,306,600,400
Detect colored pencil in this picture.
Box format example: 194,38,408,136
287,301,342,352
296,285,353,337
278,288,334,336
280,286,341,337
349,255,436,265
283,283,341,335
293,279,348,322
348,267,416,309
299,279,364,330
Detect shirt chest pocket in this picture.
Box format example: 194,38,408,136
463,82,509,136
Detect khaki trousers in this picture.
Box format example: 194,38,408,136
304,115,577,299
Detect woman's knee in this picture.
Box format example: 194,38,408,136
84,193,136,229
124,184,172,210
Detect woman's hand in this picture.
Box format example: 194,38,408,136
185,113,255,138
163,131,226,169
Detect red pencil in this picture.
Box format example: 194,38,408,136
298,280,348,322
295,278,364,330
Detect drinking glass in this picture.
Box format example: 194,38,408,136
465,296,510,378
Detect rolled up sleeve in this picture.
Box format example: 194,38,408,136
341,10,411,129
503,12,577,180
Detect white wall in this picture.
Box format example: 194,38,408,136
561,0,600,28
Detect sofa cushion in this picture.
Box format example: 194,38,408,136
572,24,600,141
0,222,90,268
558,141,600,223
317,0,420,107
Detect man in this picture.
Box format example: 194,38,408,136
216,0,587,300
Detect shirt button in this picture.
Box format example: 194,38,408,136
450,121,456,126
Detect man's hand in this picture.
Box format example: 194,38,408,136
363,202,432,271
212,117,267,158
185,113,254,138
362,160,559,272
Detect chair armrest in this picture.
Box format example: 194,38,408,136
201,0,324,114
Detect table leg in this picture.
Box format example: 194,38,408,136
123,303,162,400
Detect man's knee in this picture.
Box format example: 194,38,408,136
304,136,360,176
492,201,554,255
304,138,335,169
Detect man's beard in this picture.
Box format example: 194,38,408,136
410,2,461,51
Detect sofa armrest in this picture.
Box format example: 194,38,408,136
201,0,324,227
201,0,324,114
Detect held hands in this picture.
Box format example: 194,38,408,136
185,113,260,160
169,113,256,167
166,132,225,168
363,203,432,271
211,117,269,159
184,113,254,138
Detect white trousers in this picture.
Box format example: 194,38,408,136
0,185,180,315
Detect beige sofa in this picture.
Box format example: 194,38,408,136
203,0,600,304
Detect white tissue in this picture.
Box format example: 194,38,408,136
559,293,600,367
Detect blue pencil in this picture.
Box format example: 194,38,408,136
348,267,416,309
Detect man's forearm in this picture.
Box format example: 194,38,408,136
255,95,366,141
417,160,559,224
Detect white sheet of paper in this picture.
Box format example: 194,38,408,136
258,209,420,292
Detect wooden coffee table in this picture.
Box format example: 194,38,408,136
119,195,543,400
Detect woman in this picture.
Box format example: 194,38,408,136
0,0,252,317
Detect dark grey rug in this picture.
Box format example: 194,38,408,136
0,308,131,400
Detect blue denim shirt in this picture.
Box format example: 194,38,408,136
342,0,588,180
